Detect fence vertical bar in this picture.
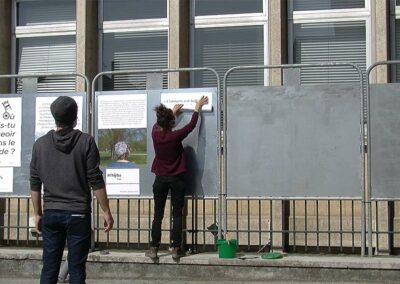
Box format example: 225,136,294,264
137,199,141,249
26,199,30,245
340,200,343,253
375,202,379,253
388,200,394,255
316,200,320,253
127,199,130,249
282,200,290,253
304,200,308,252
328,200,331,253
7,198,10,245
293,200,296,252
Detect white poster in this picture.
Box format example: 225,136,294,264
35,96,83,140
0,98,22,167
161,92,213,111
98,94,147,129
106,168,140,195
0,167,13,192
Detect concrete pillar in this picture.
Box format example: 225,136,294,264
76,0,98,91
0,0,12,93
372,0,390,83
168,0,190,88
268,0,287,86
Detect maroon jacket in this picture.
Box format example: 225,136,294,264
151,112,199,176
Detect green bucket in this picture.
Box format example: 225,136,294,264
217,239,237,259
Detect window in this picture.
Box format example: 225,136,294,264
17,36,76,92
17,0,76,25
288,0,369,85
293,21,366,84
195,0,263,16
13,0,77,93
103,0,167,21
293,0,364,11
100,0,168,90
102,31,168,90
191,0,268,87
194,26,264,86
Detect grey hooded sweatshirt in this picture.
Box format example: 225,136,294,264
30,128,105,213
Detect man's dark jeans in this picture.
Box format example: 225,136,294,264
151,175,185,248
40,209,91,284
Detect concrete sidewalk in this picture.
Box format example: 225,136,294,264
0,248,399,283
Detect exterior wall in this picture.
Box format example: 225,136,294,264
372,0,390,83
0,0,11,93
168,0,190,88
269,0,287,86
76,0,98,91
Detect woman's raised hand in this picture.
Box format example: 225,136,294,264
194,96,209,112
172,104,184,116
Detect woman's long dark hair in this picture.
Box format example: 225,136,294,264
154,104,175,130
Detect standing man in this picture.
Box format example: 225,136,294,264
30,96,114,284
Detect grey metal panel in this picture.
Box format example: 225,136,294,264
1,92,87,196
226,84,362,197
95,88,218,197
370,83,400,198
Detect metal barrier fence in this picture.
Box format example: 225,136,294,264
3,196,399,254
222,63,366,255
1,65,400,256
91,67,223,240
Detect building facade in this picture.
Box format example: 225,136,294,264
0,0,399,253
0,0,396,93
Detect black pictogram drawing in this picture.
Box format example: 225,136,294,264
2,101,15,120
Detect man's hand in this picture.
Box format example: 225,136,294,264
194,96,209,112
172,104,184,116
103,210,114,233
94,187,114,233
31,190,43,232
35,214,42,232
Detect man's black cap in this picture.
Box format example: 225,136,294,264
50,96,77,126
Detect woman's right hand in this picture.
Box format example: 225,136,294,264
172,104,184,116
194,96,209,112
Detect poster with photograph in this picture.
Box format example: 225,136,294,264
35,96,83,140
161,92,213,111
97,94,147,168
0,97,22,167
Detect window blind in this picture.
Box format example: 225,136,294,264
103,0,167,21
293,0,365,11
294,21,366,85
194,26,264,87
18,0,76,26
194,0,263,16
17,36,76,93
102,31,168,90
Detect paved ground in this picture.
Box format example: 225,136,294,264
1,248,400,283
0,280,389,284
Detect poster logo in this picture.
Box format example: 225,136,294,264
2,100,15,120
